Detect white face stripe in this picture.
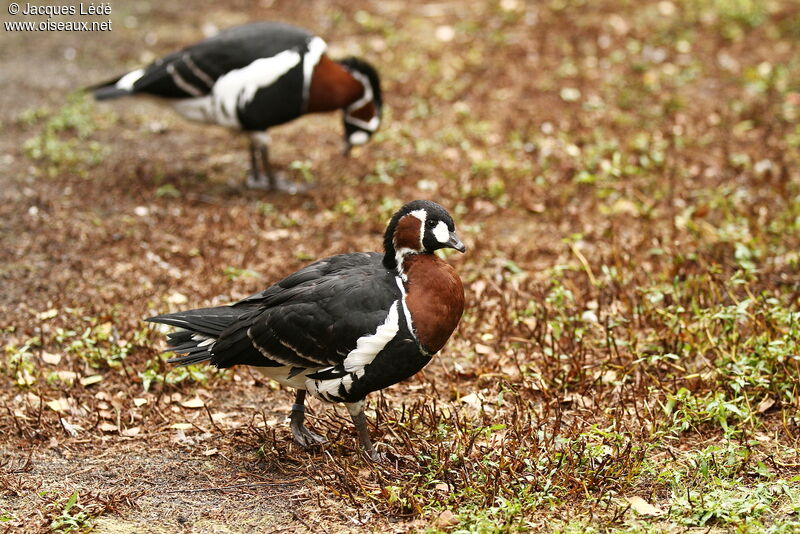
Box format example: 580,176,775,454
342,301,400,378
433,221,450,243
302,37,327,110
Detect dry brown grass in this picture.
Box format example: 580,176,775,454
1,0,800,532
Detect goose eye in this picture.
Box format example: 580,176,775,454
426,219,436,228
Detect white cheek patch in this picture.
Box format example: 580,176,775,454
348,130,369,146
433,221,450,243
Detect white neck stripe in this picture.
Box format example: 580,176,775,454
344,115,380,132
346,70,373,112
302,37,327,112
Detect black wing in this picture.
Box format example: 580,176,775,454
211,252,402,369
148,252,398,370
102,22,314,100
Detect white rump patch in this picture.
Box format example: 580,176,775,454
433,220,450,243
173,50,302,128
342,302,399,378
348,130,369,146
116,68,145,91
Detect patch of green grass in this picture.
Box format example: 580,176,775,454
21,92,112,176
138,352,221,392
223,266,261,281
3,336,40,387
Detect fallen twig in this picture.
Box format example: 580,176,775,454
164,479,305,494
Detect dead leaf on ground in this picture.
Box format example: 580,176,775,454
434,510,459,528
41,352,61,365
180,397,205,409
626,496,664,516
98,422,119,433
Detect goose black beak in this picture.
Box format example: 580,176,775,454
447,231,466,253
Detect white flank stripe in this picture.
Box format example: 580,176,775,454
312,376,345,400
342,302,399,378
211,50,302,128
197,338,215,347
433,220,450,243
302,37,327,110
115,68,145,91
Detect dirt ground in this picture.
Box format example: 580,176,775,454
2,1,800,533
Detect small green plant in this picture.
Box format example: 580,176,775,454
288,159,315,183
49,492,92,532
138,352,220,392
4,337,40,387
223,266,260,281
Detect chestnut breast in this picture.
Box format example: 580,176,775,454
307,55,364,113
403,254,465,354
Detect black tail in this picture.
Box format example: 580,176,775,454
87,76,131,101
147,306,245,366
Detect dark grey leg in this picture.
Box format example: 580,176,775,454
346,400,384,462
246,134,271,189
289,390,326,447
245,132,311,193
258,143,276,191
